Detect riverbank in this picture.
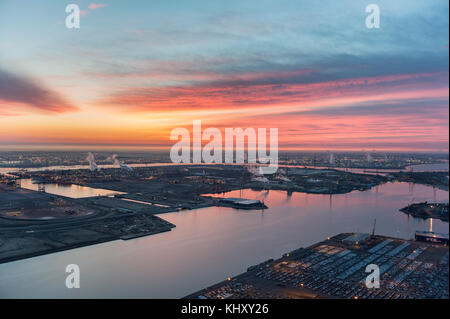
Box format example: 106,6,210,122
392,171,449,191
0,182,447,298
0,183,176,264
0,164,447,266
400,202,449,222
185,233,449,299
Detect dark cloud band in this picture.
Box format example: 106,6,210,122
0,68,77,114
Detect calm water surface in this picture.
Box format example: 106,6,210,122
19,179,124,198
0,182,448,298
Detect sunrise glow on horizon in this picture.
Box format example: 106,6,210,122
0,0,448,152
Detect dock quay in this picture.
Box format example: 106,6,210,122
185,233,449,299
216,198,267,210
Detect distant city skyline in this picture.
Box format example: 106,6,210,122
0,0,448,151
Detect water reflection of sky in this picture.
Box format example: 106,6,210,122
0,182,447,298
19,179,124,198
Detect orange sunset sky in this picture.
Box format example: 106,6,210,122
0,1,448,151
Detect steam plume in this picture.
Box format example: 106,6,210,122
108,154,133,171
86,152,100,171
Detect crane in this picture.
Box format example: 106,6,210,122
371,218,377,238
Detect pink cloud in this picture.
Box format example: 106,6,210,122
88,3,107,10
97,71,448,112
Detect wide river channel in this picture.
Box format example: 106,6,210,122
0,176,448,298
